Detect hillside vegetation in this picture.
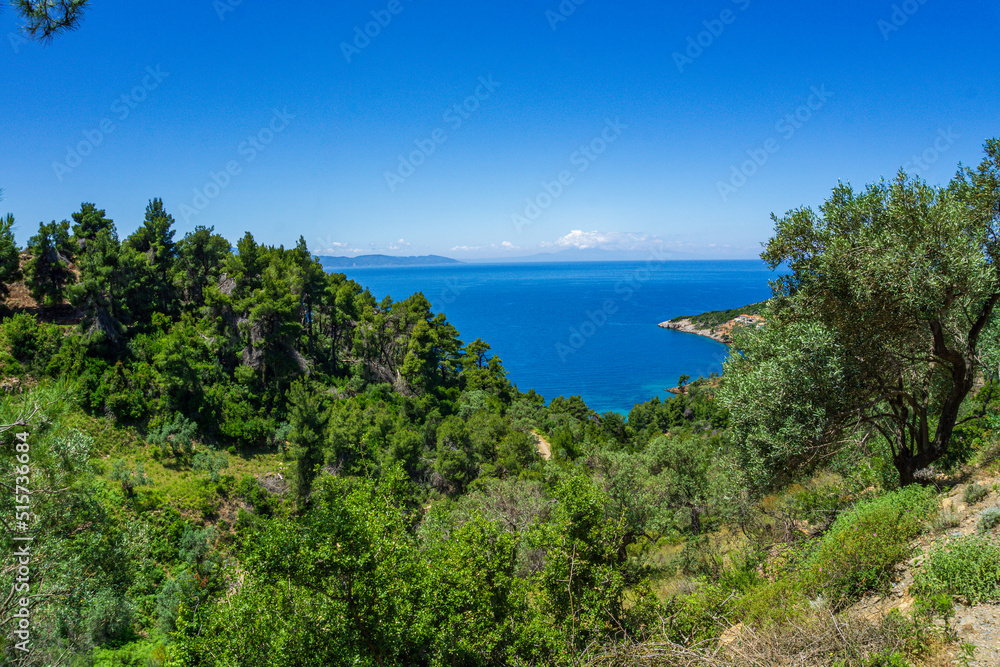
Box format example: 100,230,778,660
669,300,768,330
1,141,1000,666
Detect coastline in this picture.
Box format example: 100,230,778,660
658,318,732,345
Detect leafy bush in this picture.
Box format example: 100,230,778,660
659,580,736,646
1,311,63,375
110,459,150,497
929,509,962,533
148,414,198,457
963,482,990,505
802,485,937,609
980,507,1000,534
192,449,229,482
914,535,1000,604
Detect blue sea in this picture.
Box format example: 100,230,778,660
338,260,780,414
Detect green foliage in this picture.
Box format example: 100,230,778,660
536,474,654,655
670,300,768,329
0,384,147,663
26,218,75,306
725,141,1000,487
929,509,962,533
286,380,328,502
110,458,150,497
1,312,62,375
659,579,737,646
10,0,90,41
978,506,1000,533
914,535,1000,604
192,450,228,482
802,485,937,609
148,414,198,458
0,213,22,302
963,482,989,505
720,318,852,491
173,225,230,308
71,202,115,249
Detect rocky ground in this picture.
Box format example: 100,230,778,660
848,473,1000,666
658,317,733,344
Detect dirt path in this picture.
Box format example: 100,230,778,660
533,430,552,460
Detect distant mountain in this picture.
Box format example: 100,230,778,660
317,254,462,268
473,247,689,263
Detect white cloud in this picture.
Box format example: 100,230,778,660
451,245,481,251
312,238,351,255
548,229,671,251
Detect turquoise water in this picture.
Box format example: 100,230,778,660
338,260,780,414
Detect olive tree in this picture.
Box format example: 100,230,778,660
721,140,1000,487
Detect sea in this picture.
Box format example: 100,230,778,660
336,260,781,415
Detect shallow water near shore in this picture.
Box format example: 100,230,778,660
338,259,780,414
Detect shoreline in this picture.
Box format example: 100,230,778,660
657,318,731,345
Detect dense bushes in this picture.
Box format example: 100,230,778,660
801,485,937,608
915,535,1000,604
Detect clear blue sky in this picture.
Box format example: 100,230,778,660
2,0,998,259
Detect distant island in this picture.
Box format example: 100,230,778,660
659,301,768,344
475,247,688,263
317,254,462,268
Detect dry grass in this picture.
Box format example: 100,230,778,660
582,609,938,666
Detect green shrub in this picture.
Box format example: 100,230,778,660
1,311,63,375
734,577,807,626
929,509,961,533
914,535,1000,604
148,414,197,457
659,580,735,646
110,459,150,498
979,507,1000,534
192,449,229,482
803,485,937,609
963,482,989,505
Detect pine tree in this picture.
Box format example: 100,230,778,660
68,229,128,346
126,198,178,312
70,202,115,252
174,225,231,308
11,0,90,42
287,380,329,504
26,220,75,306
0,213,23,303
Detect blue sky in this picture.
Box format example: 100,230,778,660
2,0,998,259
